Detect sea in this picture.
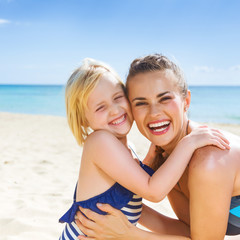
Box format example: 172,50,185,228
0,85,240,124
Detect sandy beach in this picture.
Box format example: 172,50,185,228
0,112,240,240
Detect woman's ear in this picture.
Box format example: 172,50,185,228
184,90,191,112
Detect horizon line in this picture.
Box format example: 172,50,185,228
0,83,240,87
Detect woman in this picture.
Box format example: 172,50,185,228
76,54,240,239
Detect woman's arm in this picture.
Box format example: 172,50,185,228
138,204,190,237
88,128,229,202
76,203,190,240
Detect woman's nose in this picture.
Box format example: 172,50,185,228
149,104,161,117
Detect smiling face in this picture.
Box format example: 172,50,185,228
127,70,190,152
85,72,133,143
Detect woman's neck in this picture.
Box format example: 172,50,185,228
162,119,190,155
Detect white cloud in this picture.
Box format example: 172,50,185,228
0,19,10,25
194,66,214,73
230,65,240,71
194,65,240,73
188,65,240,85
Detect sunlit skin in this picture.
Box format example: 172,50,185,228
128,70,190,154
85,72,133,146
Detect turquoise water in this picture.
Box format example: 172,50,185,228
0,85,239,124
189,86,240,124
0,85,66,116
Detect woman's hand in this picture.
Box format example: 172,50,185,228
143,143,157,166
75,204,191,240
75,203,134,240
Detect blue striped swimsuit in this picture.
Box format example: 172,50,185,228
59,161,154,240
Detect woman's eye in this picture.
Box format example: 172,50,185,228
135,102,147,107
160,97,171,102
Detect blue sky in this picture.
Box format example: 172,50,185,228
0,0,240,85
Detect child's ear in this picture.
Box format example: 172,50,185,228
184,90,191,112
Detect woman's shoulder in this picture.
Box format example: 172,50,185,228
187,122,240,186
189,144,238,177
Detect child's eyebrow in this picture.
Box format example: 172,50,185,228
94,90,124,108
113,90,124,96
95,100,105,108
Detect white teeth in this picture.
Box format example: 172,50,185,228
111,115,126,125
153,126,169,132
149,121,170,128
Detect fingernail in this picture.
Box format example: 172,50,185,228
97,203,102,207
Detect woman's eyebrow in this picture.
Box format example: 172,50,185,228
131,97,146,102
132,91,170,102
157,91,170,98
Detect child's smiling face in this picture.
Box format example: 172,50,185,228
85,72,133,140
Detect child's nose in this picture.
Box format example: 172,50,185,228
110,104,119,116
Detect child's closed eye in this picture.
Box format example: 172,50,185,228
96,105,105,112
114,95,124,101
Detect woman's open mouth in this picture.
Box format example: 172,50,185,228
148,120,170,135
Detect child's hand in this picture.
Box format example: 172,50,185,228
185,126,230,150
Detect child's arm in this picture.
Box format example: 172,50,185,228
144,126,230,201
86,127,229,202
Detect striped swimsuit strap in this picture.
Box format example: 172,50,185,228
121,194,142,225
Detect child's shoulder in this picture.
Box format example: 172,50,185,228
85,130,119,148
83,130,125,161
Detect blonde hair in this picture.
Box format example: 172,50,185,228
65,58,123,145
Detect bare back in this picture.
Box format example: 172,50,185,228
167,122,240,239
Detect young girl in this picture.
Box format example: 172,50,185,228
59,58,229,240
